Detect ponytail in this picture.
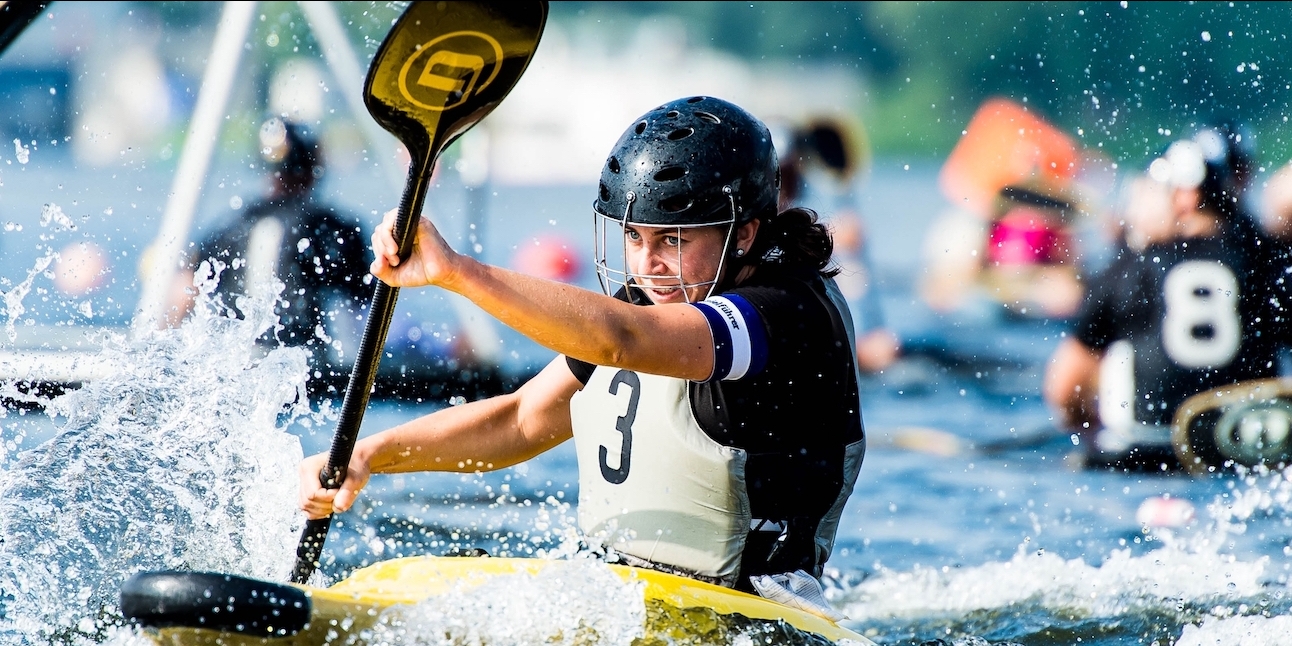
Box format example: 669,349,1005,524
746,207,840,277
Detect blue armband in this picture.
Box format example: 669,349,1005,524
691,294,769,381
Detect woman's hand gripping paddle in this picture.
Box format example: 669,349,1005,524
291,0,547,584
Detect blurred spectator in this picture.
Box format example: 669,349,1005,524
1043,134,1287,471
1262,162,1292,241
1251,138,1292,377
921,98,1086,320
779,116,900,373
175,118,370,387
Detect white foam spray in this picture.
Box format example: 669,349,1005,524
1,252,55,342
834,465,1292,643
0,262,310,644
364,558,647,646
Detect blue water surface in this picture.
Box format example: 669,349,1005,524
1,152,1289,646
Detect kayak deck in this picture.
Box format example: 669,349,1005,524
132,556,873,645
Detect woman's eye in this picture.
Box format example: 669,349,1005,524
625,229,641,241
664,236,681,246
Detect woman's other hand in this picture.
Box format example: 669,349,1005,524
298,451,373,520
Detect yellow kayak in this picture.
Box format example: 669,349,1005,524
121,556,874,645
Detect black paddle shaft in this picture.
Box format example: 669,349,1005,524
288,0,548,585
291,159,429,584
0,2,50,58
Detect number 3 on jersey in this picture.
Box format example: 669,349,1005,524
1162,260,1241,368
599,370,640,484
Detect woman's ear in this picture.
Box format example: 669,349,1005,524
735,219,761,255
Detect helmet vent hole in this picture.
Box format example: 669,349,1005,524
634,121,647,135
686,96,705,103
608,157,621,173
653,166,687,182
659,195,693,213
599,183,610,201
667,127,694,141
694,111,720,124
666,110,680,119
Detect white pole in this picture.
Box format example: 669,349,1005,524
296,0,402,192
132,1,258,334
299,1,501,363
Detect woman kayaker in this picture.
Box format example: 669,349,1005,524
299,96,866,601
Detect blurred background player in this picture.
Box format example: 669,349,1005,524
778,116,901,373
920,98,1087,321
175,118,370,393
1043,132,1286,471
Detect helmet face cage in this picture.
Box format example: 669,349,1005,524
591,96,777,303
594,192,738,303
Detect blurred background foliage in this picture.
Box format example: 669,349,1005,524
129,1,1292,169
554,1,1292,169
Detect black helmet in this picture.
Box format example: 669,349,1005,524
260,117,322,182
1149,126,1253,220
797,120,854,177
594,96,779,227
1192,123,1254,194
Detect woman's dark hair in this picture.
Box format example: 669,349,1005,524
745,206,839,278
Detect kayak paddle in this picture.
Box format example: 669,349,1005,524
291,0,548,584
0,1,49,57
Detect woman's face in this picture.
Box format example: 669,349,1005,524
623,224,731,304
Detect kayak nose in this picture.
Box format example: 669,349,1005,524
120,570,311,637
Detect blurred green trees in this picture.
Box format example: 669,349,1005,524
556,2,1292,167
134,1,1292,168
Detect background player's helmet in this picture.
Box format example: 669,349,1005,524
260,117,323,185
1149,127,1251,219
1193,123,1255,197
592,96,779,300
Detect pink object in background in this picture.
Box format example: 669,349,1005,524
54,241,110,296
1135,496,1196,528
513,235,582,283
986,207,1068,266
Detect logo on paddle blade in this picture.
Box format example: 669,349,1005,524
399,31,503,112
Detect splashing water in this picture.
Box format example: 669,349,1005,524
1,205,79,341
4,254,1288,646
1175,614,1292,646
354,557,840,646
0,262,311,644
1,252,55,342
12,140,29,165
364,558,647,646
38,204,76,232
834,466,1292,645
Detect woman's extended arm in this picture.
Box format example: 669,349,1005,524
369,211,717,381
299,357,581,519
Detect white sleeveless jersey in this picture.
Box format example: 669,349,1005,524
569,367,751,582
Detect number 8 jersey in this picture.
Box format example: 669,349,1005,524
1075,228,1285,427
